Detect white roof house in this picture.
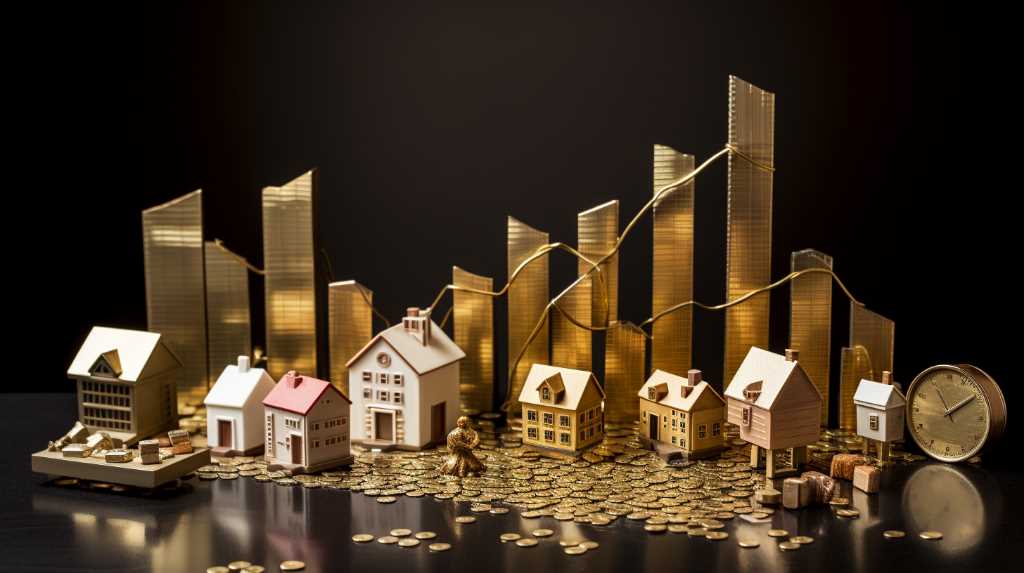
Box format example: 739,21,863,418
518,364,605,410
638,369,724,412
68,326,181,383
204,356,276,455
853,377,906,443
204,356,276,409
348,316,466,375
723,347,821,409
853,379,906,410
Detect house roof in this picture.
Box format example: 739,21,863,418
518,364,605,410
638,370,724,412
263,371,350,416
67,326,181,383
723,347,820,409
346,319,465,375
204,362,276,408
853,379,906,409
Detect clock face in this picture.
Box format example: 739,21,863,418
907,366,991,462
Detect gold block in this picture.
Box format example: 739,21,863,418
507,216,549,417
850,303,895,379
604,321,646,427
724,76,775,385
789,249,833,425
204,241,252,378
839,345,873,430
453,267,494,414
328,280,373,396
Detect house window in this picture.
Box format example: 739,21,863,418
588,410,594,420
543,412,553,426
680,420,686,431
543,430,554,442
377,352,391,367
527,427,538,439
579,431,585,441
541,387,550,401
672,418,677,428
363,387,371,399
285,418,301,430
362,371,372,381
698,424,707,439
559,432,570,444
559,415,570,427
869,414,879,431
712,423,721,436
527,410,537,422
313,440,320,448
671,436,677,445
394,392,403,404
579,413,585,423
588,428,594,438
648,388,656,400
741,406,752,427
393,374,403,386
313,423,320,431
378,373,388,384
378,390,390,402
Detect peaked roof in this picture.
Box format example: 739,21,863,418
68,326,181,383
204,362,276,408
518,364,605,410
723,347,821,408
638,370,725,412
263,371,350,416
853,379,906,409
346,319,465,375
91,350,123,378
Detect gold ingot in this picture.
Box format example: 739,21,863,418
506,217,549,416
328,281,373,395
604,321,646,426
453,267,494,413
789,249,833,425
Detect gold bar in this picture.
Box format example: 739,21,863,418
204,241,252,378
651,146,695,375
328,280,373,396
453,266,494,415
839,345,873,430
507,216,549,417
789,249,833,425
142,190,207,410
724,76,775,385
263,171,318,380
850,303,895,380
604,321,646,427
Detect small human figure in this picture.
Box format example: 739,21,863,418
438,416,485,477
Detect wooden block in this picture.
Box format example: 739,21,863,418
171,443,193,455
31,447,211,488
783,477,811,509
801,470,837,503
853,465,880,493
754,487,781,505
61,444,92,458
830,453,869,480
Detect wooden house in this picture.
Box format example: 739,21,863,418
853,371,905,460
263,371,353,473
637,369,725,459
518,364,605,454
204,355,276,456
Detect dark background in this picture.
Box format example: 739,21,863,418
13,3,1014,456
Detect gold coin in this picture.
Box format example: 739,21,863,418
531,528,554,538
428,542,452,552
701,519,724,530
376,496,397,504
579,541,599,550
686,527,707,537
500,533,522,542
228,563,251,572
516,538,539,547
591,517,611,526
414,531,437,540
390,528,412,537
883,530,906,539
738,540,759,548
243,567,264,573
836,508,860,518
490,507,510,515
558,539,583,547
455,516,477,524
778,541,801,551
207,568,229,573
279,561,306,571
377,536,399,545
644,524,667,533
919,531,943,540
706,532,729,541
829,497,850,507
668,524,688,533
791,536,814,544
352,534,374,543
767,529,789,538
398,539,420,548
563,546,587,555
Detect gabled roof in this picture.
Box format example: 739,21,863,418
68,326,181,383
723,347,821,409
518,364,605,410
204,362,276,408
638,369,725,412
853,379,906,409
263,371,350,416
346,319,465,375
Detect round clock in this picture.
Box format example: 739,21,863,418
906,364,1007,462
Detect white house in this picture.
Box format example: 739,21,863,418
346,307,465,450
262,371,353,473
204,356,276,456
853,375,906,443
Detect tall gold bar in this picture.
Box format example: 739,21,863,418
789,249,833,425
204,241,252,377
850,303,895,379
550,273,592,370
839,345,873,430
604,321,646,428
651,145,695,376
507,216,549,417
453,266,494,415
263,170,319,380
328,280,373,396
142,190,207,410
724,76,775,385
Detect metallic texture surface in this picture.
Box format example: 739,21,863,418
453,267,494,414
651,146,695,376
142,190,208,409
204,241,252,379
850,303,895,380
789,249,833,425
328,280,373,396
604,321,646,427
263,171,318,380
839,345,873,431
507,216,549,417
724,76,775,385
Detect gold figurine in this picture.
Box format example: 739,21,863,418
439,416,485,477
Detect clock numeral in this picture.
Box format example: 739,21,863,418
977,415,984,422
944,445,951,454
918,392,927,399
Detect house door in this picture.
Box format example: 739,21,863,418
218,419,233,449
374,411,394,441
430,402,446,444
649,413,659,440
291,435,303,465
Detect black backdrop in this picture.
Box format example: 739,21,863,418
14,2,1014,456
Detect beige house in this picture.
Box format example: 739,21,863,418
637,369,725,459
518,364,605,454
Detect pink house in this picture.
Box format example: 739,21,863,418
263,371,353,473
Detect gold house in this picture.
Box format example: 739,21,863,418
637,369,725,459
518,364,605,454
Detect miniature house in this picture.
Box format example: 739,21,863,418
204,355,276,456
67,326,182,445
637,369,726,459
853,371,906,460
346,308,465,450
263,371,353,473
518,364,606,454
724,347,822,478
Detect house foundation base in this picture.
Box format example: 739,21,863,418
266,454,355,475
640,437,726,462
211,444,265,458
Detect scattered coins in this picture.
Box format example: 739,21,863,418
500,533,522,542
455,516,477,524
352,534,374,543
279,562,306,571
227,562,251,572
207,568,229,573
377,536,399,545
644,524,667,533
836,508,860,519
390,528,412,537
768,529,790,538
531,528,554,538
428,543,451,552
883,530,906,539
398,538,421,548
243,567,264,573
706,532,729,541
414,531,437,540
791,536,814,545
580,541,600,550
920,531,943,540
738,540,760,548
778,541,801,551
564,546,588,555
559,539,583,547
516,538,539,547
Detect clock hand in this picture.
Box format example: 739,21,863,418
944,395,976,421
935,386,951,415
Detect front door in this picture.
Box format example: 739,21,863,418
649,413,659,440
291,434,303,465
430,402,446,444
374,411,394,441
218,419,233,449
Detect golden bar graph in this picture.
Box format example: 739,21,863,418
453,266,494,415
507,216,549,417
789,249,833,425
651,145,695,375
328,280,373,395
724,76,775,385
204,241,252,378
142,190,208,410
550,273,592,371
604,321,646,428
263,170,318,380
839,345,873,430
850,303,895,379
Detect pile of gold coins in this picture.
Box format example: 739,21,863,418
204,559,304,572
351,529,453,552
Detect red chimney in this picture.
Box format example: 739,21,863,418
286,371,302,388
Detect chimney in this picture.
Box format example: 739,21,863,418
286,370,302,388
785,348,799,362
237,355,250,373
682,369,702,398
402,307,432,346
881,370,892,385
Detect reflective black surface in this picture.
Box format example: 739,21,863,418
2,394,1018,572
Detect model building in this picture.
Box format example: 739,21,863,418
637,369,725,460
346,307,465,449
724,347,822,478
853,371,905,461
67,326,182,445
518,364,605,453
204,356,276,456
263,371,353,473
